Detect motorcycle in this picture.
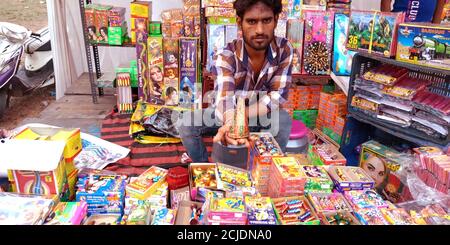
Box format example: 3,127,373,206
0,22,54,118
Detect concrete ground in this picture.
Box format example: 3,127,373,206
20,74,116,137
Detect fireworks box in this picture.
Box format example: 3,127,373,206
287,19,304,74
76,173,127,215
126,166,168,200
188,163,220,202
163,38,180,105
396,23,450,71
1,140,68,199
302,10,334,75
94,5,112,44
179,38,200,109
147,34,164,105
346,11,405,58
333,13,357,76
130,1,152,44
360,140,413,203
135,18,149,102
108,7,126,27
85,4,96,43
108,22,127,46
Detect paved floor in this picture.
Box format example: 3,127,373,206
20,73,116,137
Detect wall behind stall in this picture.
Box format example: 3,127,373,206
352,0,381,11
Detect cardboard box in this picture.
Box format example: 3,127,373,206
359,141,412,203
327,166,375,191
302,10,334,75
135,18,149,102
1,140,68,197
108,22,127,46
126,166,168,200
188,163,220,202
179,38,200,109
130,1,152,44
333,13,357,76
287,19,304,74
75,173,127,215
347,11,405,57
85,4,96,43
147,35,165,105
94,5,112,44
174,200,203,225
396,23,450,71
163,38,180,106
14,126,82,162
272,196,320,225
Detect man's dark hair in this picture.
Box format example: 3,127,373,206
233,0,282,19
166,86,176,96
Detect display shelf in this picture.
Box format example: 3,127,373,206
349,110,450,148
90,42,135,48
330,72,349,96
346,53,450,148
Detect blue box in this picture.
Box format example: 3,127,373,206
333,14,357,76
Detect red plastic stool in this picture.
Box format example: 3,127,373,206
286,120,309,153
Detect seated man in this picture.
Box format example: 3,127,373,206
381,0,445,23
177,0,293,162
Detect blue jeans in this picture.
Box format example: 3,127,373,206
177,107,292,162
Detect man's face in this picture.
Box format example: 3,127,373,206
150,67,163,82
238,2,277,51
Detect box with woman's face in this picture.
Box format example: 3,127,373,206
359,141,413,203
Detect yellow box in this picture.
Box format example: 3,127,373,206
130,1,152,18
126,166,168,200
14,127,82,162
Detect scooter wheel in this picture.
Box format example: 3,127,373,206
0,88,8,119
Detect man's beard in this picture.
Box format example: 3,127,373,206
243,31,273,51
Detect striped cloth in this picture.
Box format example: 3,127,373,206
101,110,213,176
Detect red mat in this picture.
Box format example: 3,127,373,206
101,110,213,176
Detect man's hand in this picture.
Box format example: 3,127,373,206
213,125,250,148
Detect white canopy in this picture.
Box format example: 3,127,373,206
46,0,381,99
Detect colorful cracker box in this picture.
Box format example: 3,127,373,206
217,163,252,188
268,157,306,198
1,140,68,197
248,133,284,196
163,38,180,106
344,189,389,211
396,23,450,71
272,196,320,225
347,11,405,57
207,197,247,225
287,19,304,74
44,201,88,225
360,140,413,203
108,22,127,46
189,163,219,202
301,165,333,193
318,211,361,225
302,10,334,75
126,166,168,200
135,18,149,102
85,4,96,43
245,196,277,225
179,38,200,109
170,186,190,210
120,197,152,225
354,208,390,225
328,166,375,192
207,24,225,71
75,173,127,215
302,0,327,11
94,5,112,44
148,34,164,105
151,208,177,225
130,1,152,44
108,7,126,27
307,192,354,214
333,13,357,76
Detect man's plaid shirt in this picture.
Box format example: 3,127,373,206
210,37,294,121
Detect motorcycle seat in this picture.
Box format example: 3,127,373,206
24,27,51,54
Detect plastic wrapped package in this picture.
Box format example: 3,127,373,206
0,193,55,225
